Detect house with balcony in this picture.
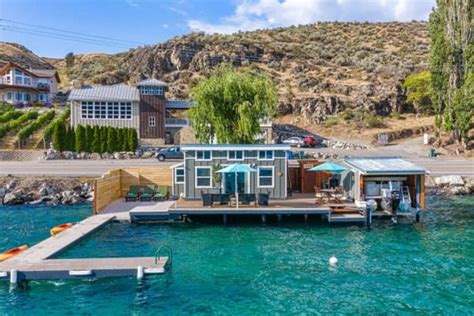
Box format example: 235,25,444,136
69,79,275,145
0,62,60,104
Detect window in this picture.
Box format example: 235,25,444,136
175,168,184,184
149,116,156,127
119,102,132,119
228,150,244,160
258,150,274,160
6,92,12,100
81,101,94,119
15,69,22,76
140,86,163,95
258,166,274,188
39,93,46,102
195,167,212,188
196,150,211,161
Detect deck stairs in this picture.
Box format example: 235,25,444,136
328,206,366,223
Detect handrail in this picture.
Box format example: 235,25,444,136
154,245,173,269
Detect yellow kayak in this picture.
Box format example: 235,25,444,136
0,245,28,262
50,223,73,236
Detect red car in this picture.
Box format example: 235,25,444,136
304,136,317,147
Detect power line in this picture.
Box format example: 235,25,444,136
1,25,133,49
0,18,145,46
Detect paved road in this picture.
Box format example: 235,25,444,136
0,155,471,177
0,159,177,177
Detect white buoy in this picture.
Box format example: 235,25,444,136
10,269,18,284
329,256,338,266
137,265,144,279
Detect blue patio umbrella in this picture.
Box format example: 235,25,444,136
217,163,257,208
309,162,346,173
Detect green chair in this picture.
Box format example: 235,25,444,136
125,185,140,202
153,185,169,201
140,185,154,202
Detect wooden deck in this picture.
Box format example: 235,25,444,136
0,214,169,282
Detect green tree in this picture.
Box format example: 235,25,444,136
100,126,107,154
120,128,128,151
106,127,117,153
188,65,278,144
69,126,76,151
128,128,138,152
52,122,66,152
85,125,94,152
75,125,87,153
65,52,75,68
402,71,433,114
429,0,473,144
92,126,101,153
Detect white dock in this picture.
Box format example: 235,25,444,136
0,214,169,282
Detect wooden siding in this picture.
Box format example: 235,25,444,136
184,150,288,199
94,169,122,214
70,101,140,130
299,160,331,193
139,95,165,138
94,167,172,213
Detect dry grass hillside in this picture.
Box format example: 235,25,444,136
2,22,431,126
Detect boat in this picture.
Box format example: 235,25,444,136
0,245,28,262
50,223,73,236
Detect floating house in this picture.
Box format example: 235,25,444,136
170,144,291,199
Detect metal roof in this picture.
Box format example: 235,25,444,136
69,84,140,102
165,100,194,109
181,144,291,151
136,78,167,86
342,157,427,175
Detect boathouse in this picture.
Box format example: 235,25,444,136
170,144,291,199
339,157,428,209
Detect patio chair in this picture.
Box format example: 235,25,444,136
258,193,269,206
314,186,327,205
140,185,154,202
240,194,250,205
125,185,140,202
153,185,168,201
202,193,213,207
219,194,231,205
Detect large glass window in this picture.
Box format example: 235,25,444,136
228,150,244,160
80,101,131,120
196,167,212,188
175,168,185,184
258,167,274,188
196,150,211,161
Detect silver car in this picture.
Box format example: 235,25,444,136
282,136,307,148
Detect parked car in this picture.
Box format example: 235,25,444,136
282,136,307,148
304,136,318,147
156,147,183,161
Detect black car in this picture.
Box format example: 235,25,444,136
156,147,183,161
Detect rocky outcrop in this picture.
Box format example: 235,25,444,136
41,149,157,160
1,177,93,206
427,176,473,196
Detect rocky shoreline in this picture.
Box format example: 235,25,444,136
0,175,472,206
0,177,94,206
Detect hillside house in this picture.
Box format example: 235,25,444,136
0,62,60,104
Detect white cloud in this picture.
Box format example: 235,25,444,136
188,0,435,34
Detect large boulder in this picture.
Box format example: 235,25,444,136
434,175,465,187
90,153,102,160
63,151,75,160
3,192,24,205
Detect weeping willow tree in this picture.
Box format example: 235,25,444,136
429,0,473,145
188,65,278,144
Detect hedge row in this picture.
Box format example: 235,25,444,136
0,110,23,123
43,107,71,143
0,103,14,115
17,111,56,142
0,111,38,139
53,124,138,153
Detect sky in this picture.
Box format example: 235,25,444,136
0,0,436,58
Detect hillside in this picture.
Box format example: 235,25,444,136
2,22,430,124
0,42,54,69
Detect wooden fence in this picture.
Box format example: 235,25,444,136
93,167,172,214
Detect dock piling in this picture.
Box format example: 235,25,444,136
137,265,144,279
366,208,372,229
261,215,267,224
415,211,420,222
223,214,227,225
10,269,17,284
277,214,282,223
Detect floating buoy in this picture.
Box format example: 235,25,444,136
50,223,73,236
329,256,338,266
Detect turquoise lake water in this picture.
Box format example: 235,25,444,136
0,197,473,315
